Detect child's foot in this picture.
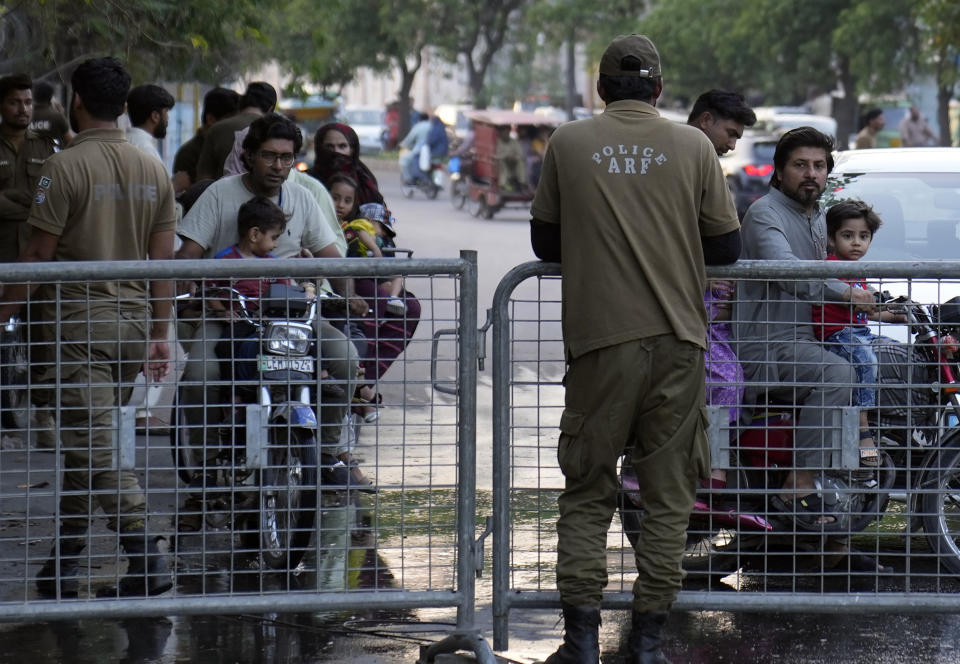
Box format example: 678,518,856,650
385,297,406,316
856,431,880,480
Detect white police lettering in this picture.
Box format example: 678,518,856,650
591,144,667,175
93,183,159,201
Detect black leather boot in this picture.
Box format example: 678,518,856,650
627,611,671,664
36,528,87,598
98,523,172,597
543,604,601,664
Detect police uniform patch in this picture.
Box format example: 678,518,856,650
34,189,46,204
38,176,52,189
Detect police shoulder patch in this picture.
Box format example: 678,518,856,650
34,189,46,204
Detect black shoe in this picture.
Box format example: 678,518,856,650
627,611,671,664
543,604,601,664
97,524,172,597
36,529,87,598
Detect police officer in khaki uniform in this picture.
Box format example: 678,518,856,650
530,35,741,664
0,74,55,262
0,57,176,599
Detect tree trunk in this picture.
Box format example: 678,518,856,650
937,83,953,147
832,57,858,151
468,62,488,110
397,67,417,144
564,27,576,121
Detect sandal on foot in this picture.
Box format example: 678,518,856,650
859,431,880,468
351,391,382,423
769,494,837,530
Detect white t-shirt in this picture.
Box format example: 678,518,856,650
126,126,163,164
178,174,340,258
221,128,347,256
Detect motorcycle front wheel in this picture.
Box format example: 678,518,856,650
244,433,318,570
0,323,29,430
920,447,960,574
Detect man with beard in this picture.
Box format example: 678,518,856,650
735,127,875,527
0,73,55,262
0,74,57,450
687,89,757,156
125,84,175,163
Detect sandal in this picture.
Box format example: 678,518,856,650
859,430,880,468
351,390,382,423
769,493,838,530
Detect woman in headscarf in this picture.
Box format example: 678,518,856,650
308,122,386,208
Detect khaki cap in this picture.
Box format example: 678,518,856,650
599,34,661,78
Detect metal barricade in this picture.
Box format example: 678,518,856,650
492,260,960,651
0,253,493,663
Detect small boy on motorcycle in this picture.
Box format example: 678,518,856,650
813,199,908,474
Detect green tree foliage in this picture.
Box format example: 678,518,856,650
915,0,960,144
434,0,529,109
1,0,275,84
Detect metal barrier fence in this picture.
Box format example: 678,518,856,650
0,253,493,663
492,260,960,651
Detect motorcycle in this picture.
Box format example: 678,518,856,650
618,294,960,578
448,155,471,210
0,316,28,430
399,148,444,200
170,284,364,571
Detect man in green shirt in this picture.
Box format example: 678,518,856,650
195,82,275,181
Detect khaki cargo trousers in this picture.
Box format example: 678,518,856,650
34,307,149,532
555,334,709,612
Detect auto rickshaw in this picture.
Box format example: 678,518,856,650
455,110,561,219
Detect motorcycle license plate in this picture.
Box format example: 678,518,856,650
258,355,315,373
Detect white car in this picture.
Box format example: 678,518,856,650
825,148,960,261
755,109,838,142
824,147,960,339
340,106,386,154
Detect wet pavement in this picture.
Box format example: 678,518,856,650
3,603,960,663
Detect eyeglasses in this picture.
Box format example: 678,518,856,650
256,150,296,167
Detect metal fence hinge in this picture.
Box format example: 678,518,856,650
477,310,492,372
474,516,492,578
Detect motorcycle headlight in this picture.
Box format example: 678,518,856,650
265,322,312,356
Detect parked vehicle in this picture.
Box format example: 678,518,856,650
823,148,960,262
719,132,778,219
458,109,561,220
340,106,387,154
170,284,364,571
754,108,838,142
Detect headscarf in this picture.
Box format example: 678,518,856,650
308,122,386,208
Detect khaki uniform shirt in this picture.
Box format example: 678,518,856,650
854,127,876,149
0,129,55,223
27,127,177,313
532,100,739,358
29,104,70,147
195,111,260,180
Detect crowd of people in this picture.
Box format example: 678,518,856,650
0,59,421,598
0,36,931,663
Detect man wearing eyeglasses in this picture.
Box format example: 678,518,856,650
177,114,361,528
